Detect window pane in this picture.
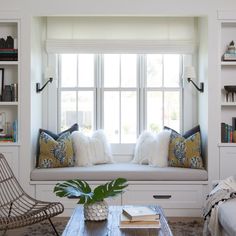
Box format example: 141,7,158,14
104,54,120,88
78,54,94,87
121,54,137,87
61,91,76,131
164,54,180,87
78,91,94,135
164,91,180,132
104,91,119,143
121,91,137,143
147,55,162,87
147,91,163,132
60,54,77,87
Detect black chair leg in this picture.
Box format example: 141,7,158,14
48,218,59,236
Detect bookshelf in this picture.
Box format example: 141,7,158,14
0,19,20,178
219,20,236,179
0,20,19,144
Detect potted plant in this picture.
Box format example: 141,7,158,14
54,177,128,221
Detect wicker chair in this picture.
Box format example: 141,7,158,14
0,153,64,236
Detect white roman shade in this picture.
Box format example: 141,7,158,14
45,16,197,54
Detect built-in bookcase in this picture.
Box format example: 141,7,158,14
219,20,236,179
0,20,20,179
0,21,19,144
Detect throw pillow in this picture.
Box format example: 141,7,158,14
168,130,203,169
71,130,113,166
164,125,200,138
38,131,74,168
36,123,79,167
132,131,155,165
149,130,171,167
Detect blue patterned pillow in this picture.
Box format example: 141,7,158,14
38,131,74,168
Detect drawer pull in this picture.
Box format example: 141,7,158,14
153,195,172,199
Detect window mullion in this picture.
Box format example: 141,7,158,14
76,55,79,128
95,54,100,130
162,54,165,128
119,55,122,143
139,54,145,134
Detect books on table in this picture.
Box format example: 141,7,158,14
119,206,161,229
122,206,160,221
119,213,161,229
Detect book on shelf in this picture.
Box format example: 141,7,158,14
221,122,233,143
12,120,17,142
122,206,160,221
119,213,161,229
223,53,236,61
0,134,14,142
0,48,18,61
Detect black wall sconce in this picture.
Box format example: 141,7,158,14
36,68,54,93
36,77,53,93
184,66,204,93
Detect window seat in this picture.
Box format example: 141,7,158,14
30,163,208,181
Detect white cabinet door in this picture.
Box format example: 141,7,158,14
0,146,19,179
220,147,236,179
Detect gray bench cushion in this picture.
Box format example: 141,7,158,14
31,163,208,181
218,198,236,236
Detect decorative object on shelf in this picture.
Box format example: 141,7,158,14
11,83,18,101
223,41,236,61
224,85,236,102
36,67,54,93
0,68,4,101
5,36,14,49
184,66,204,93
54,178,128,221
0,112,6,133
2,85,12,101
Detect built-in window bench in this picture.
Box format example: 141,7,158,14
30,163,208,217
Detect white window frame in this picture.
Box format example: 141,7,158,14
44,53,196,159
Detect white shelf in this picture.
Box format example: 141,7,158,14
0,142,20,146
0,102,18,106
218,143,236,147
221,102,236,106
221,61,236,66
0,61,18,65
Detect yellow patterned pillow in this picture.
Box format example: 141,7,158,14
38,131,74,168
168,131,203,169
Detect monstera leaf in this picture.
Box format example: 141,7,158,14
54,178,128,204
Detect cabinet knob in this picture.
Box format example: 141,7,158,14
153,195,172,199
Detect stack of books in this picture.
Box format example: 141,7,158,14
119,206,160,229
0,134,14,142
0,49,18,61
221,118,236,143
223,53,236,61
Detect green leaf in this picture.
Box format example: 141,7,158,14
53,178,128,204
93,178,128,201
53,179,93,203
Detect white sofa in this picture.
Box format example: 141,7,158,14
30,163,208,217
218,198,236,236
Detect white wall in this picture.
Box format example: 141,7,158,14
1,0,236,193
197,17,209,171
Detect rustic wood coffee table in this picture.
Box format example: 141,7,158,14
62,205,173,236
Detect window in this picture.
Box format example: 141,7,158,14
58,53,182,143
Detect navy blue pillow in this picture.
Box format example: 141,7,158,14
164,125,200,138
36,123,79,167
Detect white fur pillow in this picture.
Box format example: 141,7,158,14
132,131,156,164
149,130,171,167
71,130,113,166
